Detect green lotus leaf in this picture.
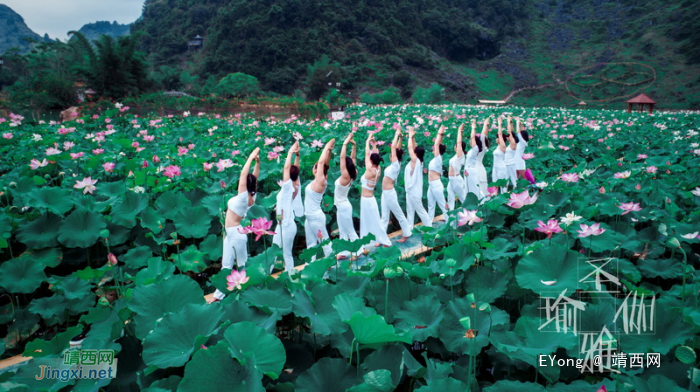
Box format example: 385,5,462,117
224,321,285,379
26,187,73,215
466,266,512,303
133,257,175,286
439,297,509,356
97,180,127,198
51,276,92,300
515,245,591,294
292,284,348,336
110,191,149,228
199,234,223,262
359,344,423,386
348,370,395,392
174,206,212,238
19,247,62,268
345,312,412,345
57,210,107,248
79,304,123,352
295,358,357,392
586,229,626,253
393,295,444,342
638,258,683,279
415,378,468,392
620,296,693,355
220,300,280,335
146,375,182,392
675,345,697,364
156,191,192,220
545,380,609,392
121,245,154,269
28,295,69,322
0,257,47,293
104,221,131,246
240,286,293,315
483,380,546,392
333,293,377,322
143,303,223,368
201,194,226,216
175,245,208,273
627,374,687,392
178,341,264,392
23,325,82,358
16,213,62,249
140,207,164,234
129,275,205,339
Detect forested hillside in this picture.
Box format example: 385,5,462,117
131,0,700,108
0,4,51,54
76,21,131,41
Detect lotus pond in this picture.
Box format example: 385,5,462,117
0,104,699,391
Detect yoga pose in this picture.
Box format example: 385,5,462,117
464,119,485,199
360,135,392,247
272,141,304,272
505,116,518,189
380,128,412,242
447,123,467,210
492,117,508,193
404,127,432,227
335,132,359,258
475,118,491,195
427,126,448,221
304,139,334,260
514,117,530,180
213,148,260,300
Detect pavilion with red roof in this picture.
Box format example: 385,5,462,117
627,93,656,113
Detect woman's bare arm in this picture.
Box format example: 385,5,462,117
238,147,260,194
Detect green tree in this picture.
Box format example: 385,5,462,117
306,55,341,101
215,72,261,98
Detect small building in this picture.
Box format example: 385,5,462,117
627,93,656,114
188,35,204,51
478,99,507,106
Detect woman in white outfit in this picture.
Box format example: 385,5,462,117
447,123,467,210
381,128,412,242
304,139,335,260
360,135,393,247
213,148,260,301
475,119,491,194
505,116,518,190
335,132,359,259
272,141,304,272
464,119,485,199
513,117,530,180
404,127,432,228
427,126,448,222
492,117,508,193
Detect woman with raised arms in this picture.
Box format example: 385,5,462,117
380,128,412,243
475,118,491,196
427,126,448,222
514,117,531,181
447,123,467,210
272,141,304,273
505,116,518,189
304,139,335,260
464,119,485,199
360,134,393,247
213,147,260,301
492,117,508,193
335,132,359,259
404,127,432,228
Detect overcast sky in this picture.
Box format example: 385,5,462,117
2,0,145,40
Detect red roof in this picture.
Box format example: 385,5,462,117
627,93,656,104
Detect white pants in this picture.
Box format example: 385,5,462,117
272,221,297,272
305,212,332,260
427,179,448,221
465,167,484,199
406,191,432,228
506,164,517,189
336,201,359,242
360,196,392,246
381,188,412,237
447,176,467,210
214,225,248,300
476,165,488,196
492,165,508,193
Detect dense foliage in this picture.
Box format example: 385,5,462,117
0,104,699,390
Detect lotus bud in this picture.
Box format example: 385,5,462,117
100,229,110,238
383,267,398,279
395,266,404,275
44,174,51,179
170,232,178,239
445,258,457,267
107,253,118,265
98,297,110,307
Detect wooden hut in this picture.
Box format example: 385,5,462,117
627,93,656,114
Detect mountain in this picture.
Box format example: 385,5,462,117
76,21,131,41
0,4,50,54
131,0,700,108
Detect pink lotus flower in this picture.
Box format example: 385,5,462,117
203,162,213,171
93,148,104,155
178,146,189,156
231,150,241,157
163,165,181,178
521,153,534,160
70,152,84,160
2,132,13,139
317,230,323,240
74,177,98,194
142,160,148,168
226,270,249,291
619,202,642,215
107,253,118,266
597,386,607,392
506,191,538,209
293,132,303,140
264,137,275,145
635,183,641,190
637,154,647,159
220,180,226,189
534,219,563,238
238,217,276,241
577,223,606,238
103,162,115,172
216,159,234,172
143,135,155,142
46,147,62,156
646,166,657,174
486,186,498,196
311,140,324,148
423,132,430,137
613,171,631,179
268,151,280,160
560,173,579,183
457,209,482,226
29,159,48,170
152,155,160,163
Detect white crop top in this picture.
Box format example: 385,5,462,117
228,192,254,217
384,161,401,181
465,145,479,168
493,147,506,168
428,155,443,175
304,182,325,216
449,154,464,175
361,170,379,191
505,146,517,165
334,177,352,204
